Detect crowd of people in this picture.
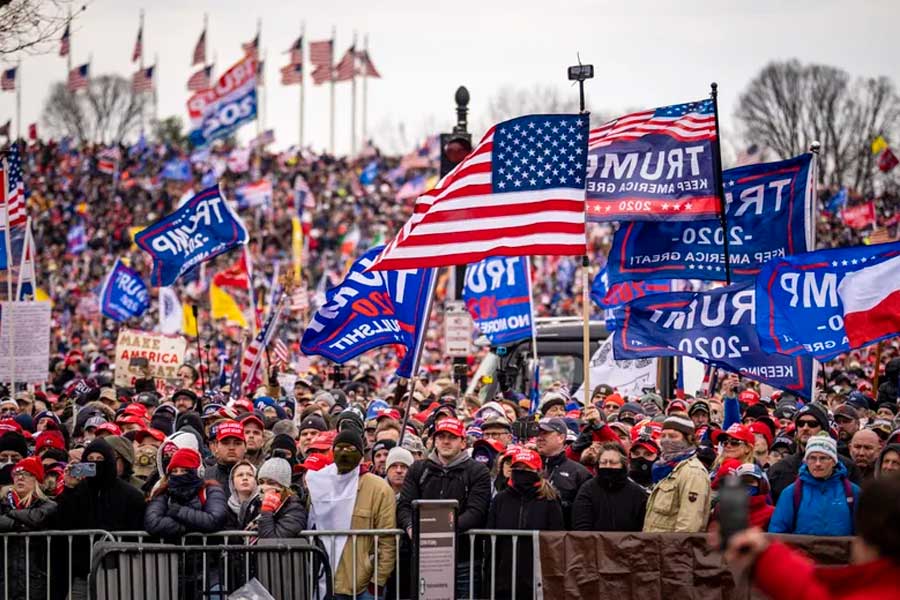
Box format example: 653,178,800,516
0,133,898,599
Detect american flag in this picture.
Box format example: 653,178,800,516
280,63,302,85
132,25,142,62
187,65,212,92
334,45,357,81
67,63,89,92
132,65,154,93
588,99,716,148
286,36,303,65
272,338,291,368
97,147,119,175
1,68,15,92
241,299,285,385
192,29,206,66
309,39,332,67
358,50,380,78
242,33,259,59
369,114,590,271
1,144,27,228
310,64,332,85
59,23,70,57
0,120,9,138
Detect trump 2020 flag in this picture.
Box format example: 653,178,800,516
754,240,900,359
135,184,248,287
302,245,436,377
368,114,589,271
592,267,673,333
586,99,720,221
615,282,814,399
98,259,150,322
463,256,533,346
608,154,813,284
838,254,900,349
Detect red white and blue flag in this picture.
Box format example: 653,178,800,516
132,24,143,62
192,28,206,66
235,179,273,210
132,65,154,93
586,99,720,222
187,65,212,92
1,67,16,92
369,113,590,271
2,144,26,228
67,63,89,92
242,33,259,59
286,36,303,65
59,23,70,57
242,298,284,386
97,147,119,176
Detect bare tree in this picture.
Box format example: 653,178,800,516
484,83,593,126
42,74,147,144
0,0,81,56
736,60,900,191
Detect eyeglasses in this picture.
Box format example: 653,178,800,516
806,455,833,464
722,439,747,448
12,470,33,480
796,419,821,429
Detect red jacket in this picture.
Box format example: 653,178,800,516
754,541,900,600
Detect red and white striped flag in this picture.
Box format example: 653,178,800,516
97,147,119,175
272,338,291,368
1,143,26,229
187,65,212,91
132,24,143,62
369,113,590,271
132,65,154,93
334,45,357,81
242,33,259,59
308,39,332,67
192,29,206,66
241,299,285,385
67,63,89,92
310,64,331,85
280,63,302,86
1,67,15,92
286,36,303,65
59,23,70,57
358,50,380,78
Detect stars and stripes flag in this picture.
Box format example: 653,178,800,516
67,63,89,92
369,113,590,271
59,23,70,57
187,65,212,91
132,65,154,93
132,24,142,62
358,50,380,78
585,99,722,222
309,39,333,67
280,63,302,85
1,67,16,92
97,147,120,176
1,143,26,228
311,64,332,85
241,297,285,385
272,338,290,368
286,36,303,65
334,45,356,81
192,29,207,66
242,33,259,59
0,121,9,138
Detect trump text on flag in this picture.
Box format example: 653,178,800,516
463,256,533,346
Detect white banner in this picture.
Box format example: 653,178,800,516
574,336,658,401
0,301,51,383
114,328,187,391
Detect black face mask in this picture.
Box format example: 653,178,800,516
494,471,508,492
510,470,541,491
628,457,655,486
595,467,627,490
168,472,203,503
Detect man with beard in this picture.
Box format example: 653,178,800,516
834,404,860,457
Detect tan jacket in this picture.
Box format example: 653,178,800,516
334,472,397,595
643,455,711,533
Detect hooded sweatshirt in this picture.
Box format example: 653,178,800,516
225,460,259,530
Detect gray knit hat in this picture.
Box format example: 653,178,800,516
386,447,414,470
662,415,695,438
256,457,292,489
804,433,837,463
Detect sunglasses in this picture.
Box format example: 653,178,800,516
722,439,746,448
796,419,821,429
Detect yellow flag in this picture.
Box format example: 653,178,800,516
872,135,888,155
182,302,198,337
292,216,303,281
210,283,248,327
35,287,52,305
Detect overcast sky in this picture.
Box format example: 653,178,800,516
1,0,897,155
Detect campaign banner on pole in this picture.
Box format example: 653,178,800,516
463,256,533,346
754,240,900,359
573,336,658,401
301,245,435,377
591,267,672,333
98,259,150,322
0,301,51,383
135,184,248,287
114,328,187,390
614,282,814,398
188,55,258,147
608,154,813,284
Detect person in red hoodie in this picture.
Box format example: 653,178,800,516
724,476,900,600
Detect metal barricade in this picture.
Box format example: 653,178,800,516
467,529,543,600
88,540,332,600
0,529,115,600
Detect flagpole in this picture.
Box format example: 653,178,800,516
299,22,305,148
66,6,72,78
808,140,821,401
329,26,336,154
153,53,159,126
397,270,438,446
2,155,16,395
362,34,368,146
138,9,144,137
15,60,21,140
350,31,357,155
710,82,732,285
525,256,540,400
255,17,262,137
260,48,267,132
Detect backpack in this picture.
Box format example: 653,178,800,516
791,475,853,531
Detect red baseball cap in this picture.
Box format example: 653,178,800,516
300,453,333,472
35,430,66,453
116,415,145,427
309,430,337,451
239,413,265,431
13,456,44,483
739,390,760,406
134,428,166,444
712,423,756,446
95,422,122,437
215,420,245,442
509,448,542,471
375,408,401,421
434,418,465,439
749,421,774,448
123,403,148,418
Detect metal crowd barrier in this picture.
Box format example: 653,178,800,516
468,529,543,600
88,540,331,600
0,529,115,600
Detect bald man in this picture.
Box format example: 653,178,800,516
849,429,882,480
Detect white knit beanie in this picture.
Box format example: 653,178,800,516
386,447,414,470
804,434,837,463
257,457,292,489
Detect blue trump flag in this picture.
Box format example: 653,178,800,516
463,256,533,346
301,245,436,378
755,240,900,359
608,154,813,285
98,259,150,322
591,267,673,333
614,282,814,399
135,184,249,287
160,158,192,181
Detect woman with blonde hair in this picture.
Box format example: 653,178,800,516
710,423,758,479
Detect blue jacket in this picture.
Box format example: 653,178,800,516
768,462,859,536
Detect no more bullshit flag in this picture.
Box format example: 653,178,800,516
463,256,533,346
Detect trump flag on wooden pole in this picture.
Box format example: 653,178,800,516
838,253,900,349
367,113,590,271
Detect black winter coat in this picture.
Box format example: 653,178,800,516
484,484,564,600
768,450,862,503
542,452,592,529
203,462,235,490
572,474,648,532
144,482,228,542
0,496,58,599
257,494,307,538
